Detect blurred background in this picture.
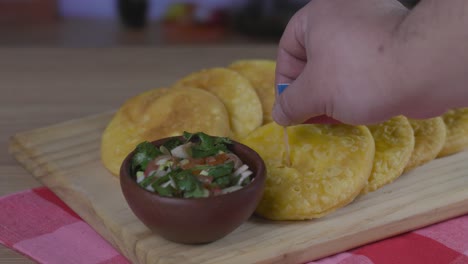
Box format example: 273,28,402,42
0,0,310,46
0,0,420,47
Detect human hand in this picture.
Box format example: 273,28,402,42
273,0,412,126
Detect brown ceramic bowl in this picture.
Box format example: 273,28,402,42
120,136,266,244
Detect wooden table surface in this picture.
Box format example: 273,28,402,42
0,47,277,263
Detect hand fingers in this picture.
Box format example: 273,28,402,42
272,64,332,126
275,48,306,85
273,11,339,126
275,10,307,90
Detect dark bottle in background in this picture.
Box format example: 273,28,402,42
118,0,148,29
231,0,419,40
399,0,420,8
231,0,308,40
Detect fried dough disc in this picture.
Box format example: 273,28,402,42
362,116,414,194
242,123,375,220
101,87,231,176
438,108,468,157
172,67,263,138
404,117,446,172
229,60,276,124
101,112,142,176
120,88,170,123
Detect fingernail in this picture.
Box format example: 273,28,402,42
277,83,290,95
304,115,342,124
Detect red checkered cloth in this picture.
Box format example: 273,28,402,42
0,188,467,264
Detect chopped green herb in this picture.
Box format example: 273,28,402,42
187,132,232,158
173,170,197,192
240,177,251,186
139,172,157,188
184,184,208,198
133,132,251,198
230,174,240,186
162,138,184,151
207,162,234,178
213,176,231,188
190,162,234,178
154,173,171,186
153,184,174,197
131,141,162,172
183,131,194,141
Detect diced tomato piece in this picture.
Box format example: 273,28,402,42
197,175,213,184
180,158,205,170
144,160,159,177
205,153,229,165
205,156,217,165
193,158,205,165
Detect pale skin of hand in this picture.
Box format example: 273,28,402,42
273,0,468,126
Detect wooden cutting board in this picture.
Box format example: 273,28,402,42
8,112,468,264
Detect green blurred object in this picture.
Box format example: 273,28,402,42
161,3,230,43
164,4,192,23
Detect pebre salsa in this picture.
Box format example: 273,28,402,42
131,132,253,198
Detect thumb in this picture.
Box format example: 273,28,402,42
272,66,332,126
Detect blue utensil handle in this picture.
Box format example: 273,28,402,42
277,83,290,95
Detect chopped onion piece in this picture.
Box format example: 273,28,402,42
180,159,189,166
169,177,176,188
156,158,170,165
237,170,253,186
161,181,172,188
221,186,243,194
152,169,168,178
241,170,253,177
199,170,209,176
170,143,192,159
153,155,172,165
136,171,145,183
226,153,242,169
233,164,249,176
145,185,155,192
160,146,171,155
158,161,173,172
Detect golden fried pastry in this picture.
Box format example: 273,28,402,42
120,88,169,123
404,117,446,172
242,122,375,220
438,108,468,157
101,87,231,175
172,68,263,138
229,60,276,124
362,116,415,194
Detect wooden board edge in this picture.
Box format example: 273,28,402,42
12,110,115,140
7,113,468,264
258,198,468,264
9,136,49,179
